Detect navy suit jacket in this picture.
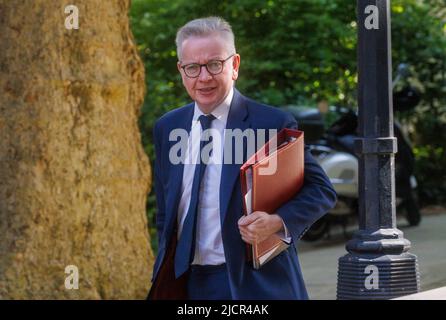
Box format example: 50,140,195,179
151,88,337,299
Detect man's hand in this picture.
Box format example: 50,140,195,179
238,211,284,245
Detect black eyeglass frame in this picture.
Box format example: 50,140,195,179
179,54,236,78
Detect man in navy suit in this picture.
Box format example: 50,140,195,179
149,16,337,300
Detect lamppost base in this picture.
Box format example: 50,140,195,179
337,252,420,299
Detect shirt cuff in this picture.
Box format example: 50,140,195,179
276,219,292,244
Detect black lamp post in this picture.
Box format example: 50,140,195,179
337,0,420,299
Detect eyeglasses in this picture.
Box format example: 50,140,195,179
180,54,235,78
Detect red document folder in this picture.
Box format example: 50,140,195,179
240,128,304,269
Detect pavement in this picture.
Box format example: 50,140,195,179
394,286,446,300
296,207,446,300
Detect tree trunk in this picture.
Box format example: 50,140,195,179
0,0,152,299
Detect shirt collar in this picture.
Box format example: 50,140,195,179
193,86,234,127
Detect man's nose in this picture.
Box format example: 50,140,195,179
198,65,212,81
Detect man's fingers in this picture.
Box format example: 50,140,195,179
241,233,267,245
239,227,255,242
239,211,271,245
241,221,266,233
241,232,256,244
239,223,259,235
239,227,253,239
238,212,263,226
239,220,266,238
240,228,267,244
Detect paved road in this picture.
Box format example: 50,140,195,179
296,210,446,299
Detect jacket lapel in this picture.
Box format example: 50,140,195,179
219,89,250,225
164,104,194,241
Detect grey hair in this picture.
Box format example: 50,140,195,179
175,16,236,61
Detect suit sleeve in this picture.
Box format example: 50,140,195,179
275,113,337,242
153,120,166,246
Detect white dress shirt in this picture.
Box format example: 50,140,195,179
177,87,290,266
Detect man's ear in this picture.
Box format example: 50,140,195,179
232,54,240,81
177,61,182,73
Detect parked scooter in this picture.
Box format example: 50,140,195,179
283,64,421,241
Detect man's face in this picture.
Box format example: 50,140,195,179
177,35,240,113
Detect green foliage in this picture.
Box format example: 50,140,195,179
391,0,446,204
130,0,446,251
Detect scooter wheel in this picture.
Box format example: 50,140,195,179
405,192,421,226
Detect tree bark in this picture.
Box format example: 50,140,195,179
0,0,152,299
